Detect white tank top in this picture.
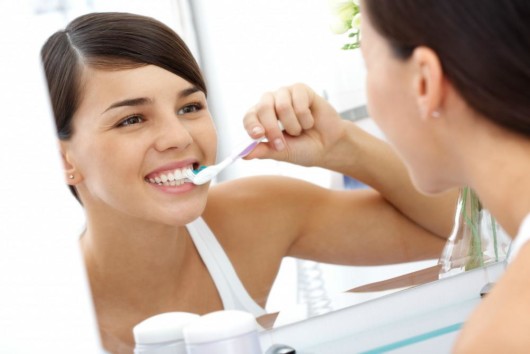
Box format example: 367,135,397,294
507,213,530,263
186,217,267,317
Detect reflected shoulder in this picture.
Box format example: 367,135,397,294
203,175,323,243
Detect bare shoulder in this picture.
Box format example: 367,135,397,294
454,244,530,352
205,175,328,217
208,175,324,202
200,176,326,302
202,175,325,247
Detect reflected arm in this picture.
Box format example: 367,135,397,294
320,119,458,240
209,174,452,267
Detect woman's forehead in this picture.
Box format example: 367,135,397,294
75,65,202,115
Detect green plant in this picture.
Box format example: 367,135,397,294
329,0,361,50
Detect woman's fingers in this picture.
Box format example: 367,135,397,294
243,92,272,139
274,87,302,136
291,84,315,130
255,92,286,151
243,84,318,153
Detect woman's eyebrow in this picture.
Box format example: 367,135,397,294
101,86,201,115
101,97,152,114
178,86,201,99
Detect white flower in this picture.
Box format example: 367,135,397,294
328,0,354,12
329,18,350,34
328,0,361,50
350,12,361,31
329,0,356,22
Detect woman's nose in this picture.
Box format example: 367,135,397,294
153,115,193,152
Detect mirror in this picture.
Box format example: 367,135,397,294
17,0,509,352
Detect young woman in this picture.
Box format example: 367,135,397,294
244,0,530,352
41,12,456,352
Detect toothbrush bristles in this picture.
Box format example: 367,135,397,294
193,165,207,175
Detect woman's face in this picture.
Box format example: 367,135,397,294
360,10,446,194
64,64,217,226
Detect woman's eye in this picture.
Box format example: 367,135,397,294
177,103,203,115
117,115,144,127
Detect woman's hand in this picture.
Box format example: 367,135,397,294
242,83,347,168
243,83,458,239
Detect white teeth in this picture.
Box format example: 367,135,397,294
174,169,183,180
147,166,193,186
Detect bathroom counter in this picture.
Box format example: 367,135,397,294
260,262,505,353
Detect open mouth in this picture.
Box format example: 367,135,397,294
144,164,198,186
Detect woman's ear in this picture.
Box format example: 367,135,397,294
59,140,81,185
411,46,444,120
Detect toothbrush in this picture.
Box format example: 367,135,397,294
186,122,284,185
185,137,266,185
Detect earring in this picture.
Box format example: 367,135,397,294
68,174,74,179
431,110,441,118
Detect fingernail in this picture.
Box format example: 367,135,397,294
251,126,264,136
274,138,285,151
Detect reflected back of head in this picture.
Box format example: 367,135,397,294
364,0,530,137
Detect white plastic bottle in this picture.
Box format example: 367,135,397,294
183,310,262,354
133,312,200,354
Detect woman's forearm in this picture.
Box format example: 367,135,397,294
320,120,457,238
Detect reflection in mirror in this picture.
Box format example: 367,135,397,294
39,9,458,353
28,1,508,353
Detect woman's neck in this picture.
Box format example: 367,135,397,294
80,211,196,302
455,123,530,236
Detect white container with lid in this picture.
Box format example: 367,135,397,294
133,312,200,354
183,310,262,354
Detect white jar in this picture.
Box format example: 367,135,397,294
133,312,200,354
183,310,262,354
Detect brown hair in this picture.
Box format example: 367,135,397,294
364,0,530,136
41,12,207,200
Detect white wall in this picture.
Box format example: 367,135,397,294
191,0,367,184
